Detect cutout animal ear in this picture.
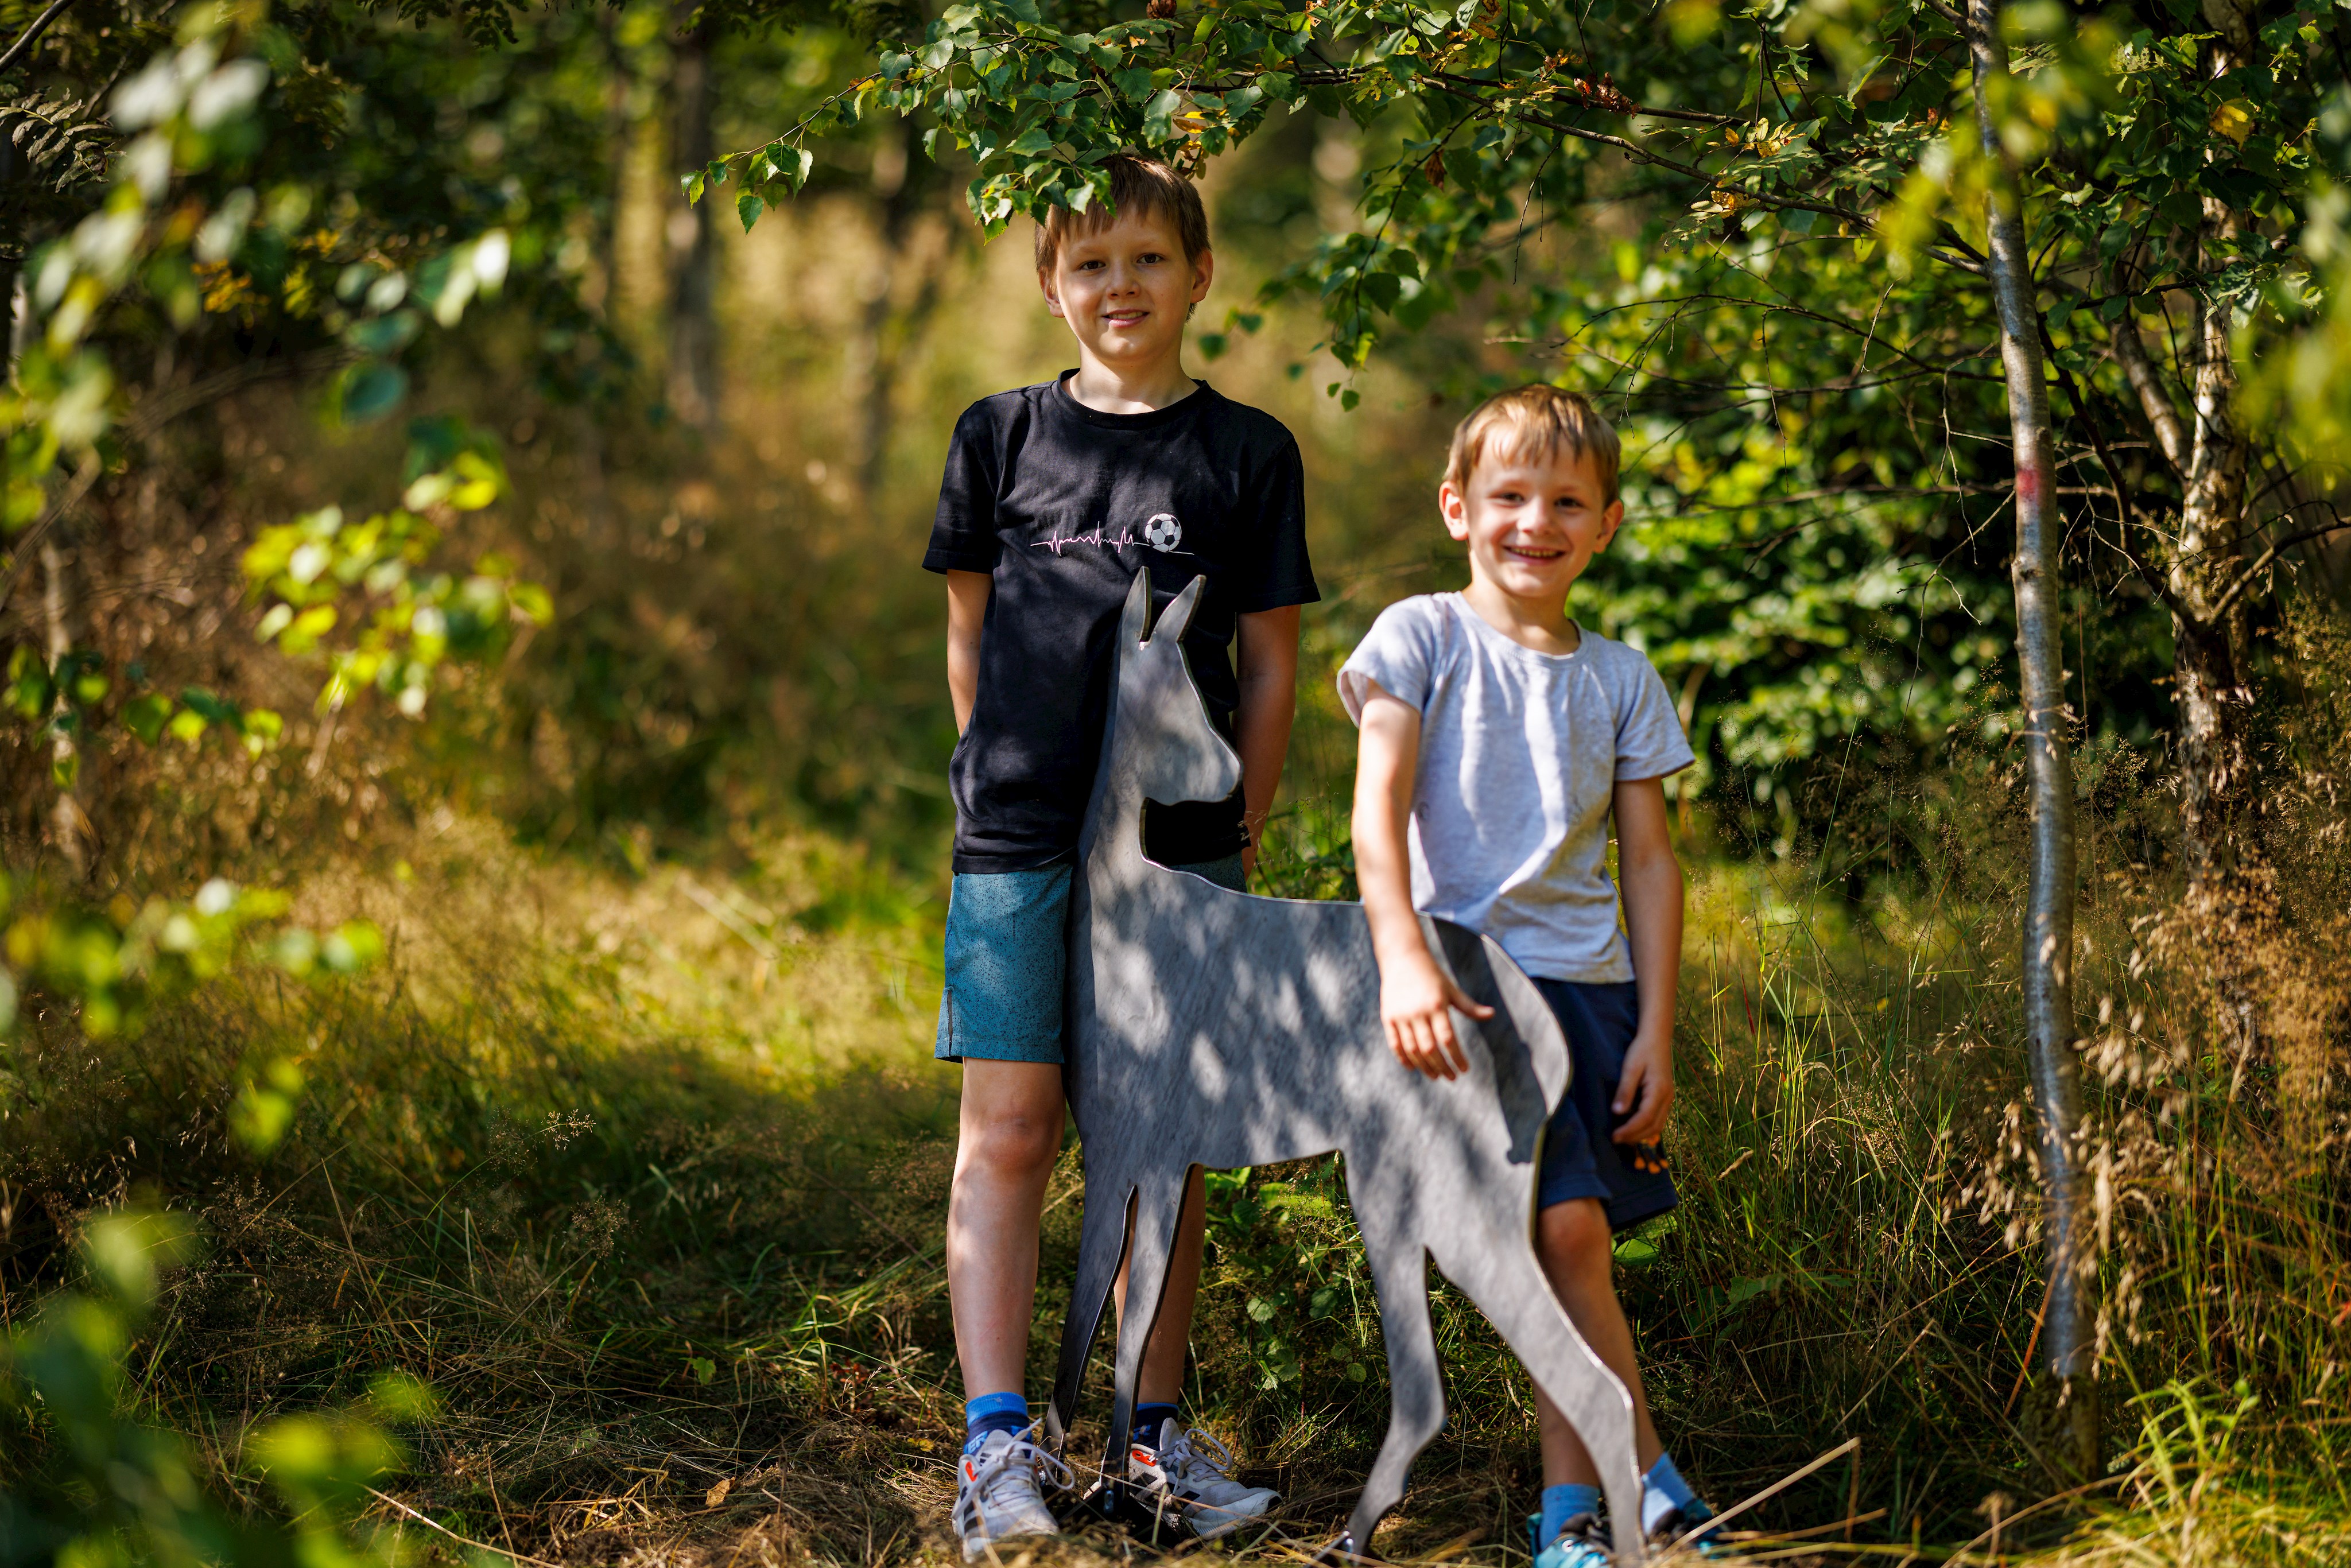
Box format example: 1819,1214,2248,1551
1119,569,1154,646
1151,575,1207,646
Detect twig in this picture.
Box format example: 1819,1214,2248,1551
2002,1287,2050,1416
1670,1435,1860,1553
0,0,76,77
364,1487,567,1568
1746,1508,1891,1546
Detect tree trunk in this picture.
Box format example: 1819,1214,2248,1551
848,122,947,502
2172,244,2253,906
666,6,720,433
1969,0,2096,1479
594,2,633,326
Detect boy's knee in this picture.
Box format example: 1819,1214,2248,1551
962,1107,1064,1179
1538,1198,1615,1278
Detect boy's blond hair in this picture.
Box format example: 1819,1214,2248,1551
1444,385,1621,504
1033,154,1211,273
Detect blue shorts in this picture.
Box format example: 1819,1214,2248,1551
934,855,1247,1065
1533,978,1679,1231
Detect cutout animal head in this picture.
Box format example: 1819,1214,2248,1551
1114,571,1243,811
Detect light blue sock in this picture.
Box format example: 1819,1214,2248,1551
964,1390,1029,1453
1538,1484,1603,1550
1642,1452,1696,1535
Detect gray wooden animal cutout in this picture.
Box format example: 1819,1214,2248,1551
1043,570,1647,1563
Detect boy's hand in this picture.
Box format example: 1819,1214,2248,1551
1380,950,1493,1080
1611,1030,1675,1145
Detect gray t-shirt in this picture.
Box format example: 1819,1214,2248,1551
1338,593,1696,983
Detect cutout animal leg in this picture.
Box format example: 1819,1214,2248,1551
1343,1236,1448,1554
1437,1240,1646,1566
1046,1179,1134,1450
1100,1173,1185,1481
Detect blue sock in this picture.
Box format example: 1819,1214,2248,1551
1538,1484,1603,1549
1132,1402,1181,1450
1642,1453,1696,1535
964,1391,1029,1453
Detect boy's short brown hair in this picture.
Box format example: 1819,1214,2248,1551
1444,385,1622,504
1033,154,1211,273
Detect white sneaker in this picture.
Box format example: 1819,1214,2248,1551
1126,1418,1279,1540
954,1427,1069,1562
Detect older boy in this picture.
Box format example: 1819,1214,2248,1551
924,155,1318,1559
1341,386,1719,1566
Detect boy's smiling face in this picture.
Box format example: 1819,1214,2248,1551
1039,206,1212,376
1441,448,1624,610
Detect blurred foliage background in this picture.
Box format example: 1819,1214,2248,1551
1,0,2347,1563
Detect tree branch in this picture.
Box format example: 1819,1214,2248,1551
0,0,77,77
2209,521,2351,621
2045,347,2221,647
2103,261,2188,478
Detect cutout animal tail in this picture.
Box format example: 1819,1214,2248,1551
1047,1177,1135,1451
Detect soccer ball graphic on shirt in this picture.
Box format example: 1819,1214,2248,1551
1143,513,1184,552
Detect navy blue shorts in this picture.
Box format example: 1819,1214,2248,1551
934,854,1247,1065
1533,978,1679,1232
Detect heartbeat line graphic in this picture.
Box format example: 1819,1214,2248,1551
1031,526,1193,557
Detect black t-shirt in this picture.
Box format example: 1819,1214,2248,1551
924,372,1320,875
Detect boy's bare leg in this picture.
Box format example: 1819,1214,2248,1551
948,1061,1068,1399
1112,1163,1208,1404
1531,1197,1663,1485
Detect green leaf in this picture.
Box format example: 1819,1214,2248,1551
350,311,419,356
738,191,765,231
338,362,409,425
181,688,241,724
1143,88,1181,142
123,693,172,745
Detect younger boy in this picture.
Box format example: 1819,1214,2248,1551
924,156,1319,1559
1340,386,1718,1565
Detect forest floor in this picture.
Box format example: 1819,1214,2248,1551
7,809,2347,1568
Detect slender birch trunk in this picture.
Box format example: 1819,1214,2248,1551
1968,0,2096,1477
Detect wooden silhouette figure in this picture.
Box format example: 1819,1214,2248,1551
1042,571,1647,1563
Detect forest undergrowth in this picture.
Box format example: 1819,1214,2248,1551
4,619,2349,1568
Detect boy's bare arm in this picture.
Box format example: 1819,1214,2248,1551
1353,683,1491,1080
1233,605,1302,873
1611,776,1684,1143
946,570,992,736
